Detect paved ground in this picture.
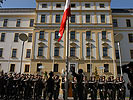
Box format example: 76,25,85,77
58,97,130,100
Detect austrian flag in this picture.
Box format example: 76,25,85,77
58,0,71,42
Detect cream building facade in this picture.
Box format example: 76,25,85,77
0,0,133,78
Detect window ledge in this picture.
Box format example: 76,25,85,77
54,39,59,41
69,56,78,59
101,38,108,41
102,56,110,58
38,39,45,41
70,39,77,41
54,56,61,58
86,38,93,41
86,56,94,58
0,57,4,59
25,57,31,59
37,56,45,58
11,57,17,59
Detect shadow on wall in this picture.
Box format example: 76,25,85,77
123,73,130,97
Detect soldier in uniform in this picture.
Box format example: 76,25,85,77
72,77,78,100
61,76,66,100
54,75,61,100
7,73,14,99
72,69,84,100
88,76,97,100
82,76,88,100
106,76,115,100
0,72,5,99
23,74,31,100
98,76,107,100
35,75,44,100
115,76,125,100
46,71,55,100
12,73,20,99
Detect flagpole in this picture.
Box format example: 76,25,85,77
90,43,92,76
65,16,69,100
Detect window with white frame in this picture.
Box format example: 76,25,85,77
54,47,59,56
56,15,60,23
41,15,46,23
103,47,108,57
14,33,19,42
12,49,17,58
38,47,43,56
3,19,8,27
16,19,21,27
70,47,75,57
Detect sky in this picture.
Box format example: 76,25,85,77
1,0,133,8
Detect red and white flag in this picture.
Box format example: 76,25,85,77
58,0,71,42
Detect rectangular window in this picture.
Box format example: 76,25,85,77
3,19,8,27
71,3,76,8
70,31,75,39
0,48,3,57
115,50,119,59
42,4,47,8
25,65,30,72
37,63,42,72
1,33,5,42
16,19,21,27
38,47,43,56
56,4,61,8
30,19,34,27
126,19,131,27
10,64,15,72
26,49,31,58
56,15,60,23
54,64,58,72
101,15,105,23
102,31,107,39
70,64,75,72
39,31,44,39
85,3,90,8
117,66,121,74
14,33,19,42
87,47,91,57
87,64,92,72
130,50,133,59
100,4,105,8
104,64,109,72
55,31,59,39
70,47,75,57
12,49,17,58
86,31,91,39
28,33,32,42
113,19,118,27
86,14,90,23
54,47,59,56
128,34,133,42
41,15,45,23
103,47,108,57
71,15,75,23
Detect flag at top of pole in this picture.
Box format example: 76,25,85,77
58,0,71,42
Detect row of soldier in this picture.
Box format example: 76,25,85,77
0,70,126,100
69,69,126,100
70,75,125,100
0,72,60,100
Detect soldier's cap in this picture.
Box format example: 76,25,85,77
78,69,83,74
49,71,54,76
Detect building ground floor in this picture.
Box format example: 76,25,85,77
30,59,117,78
1,59,131,79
